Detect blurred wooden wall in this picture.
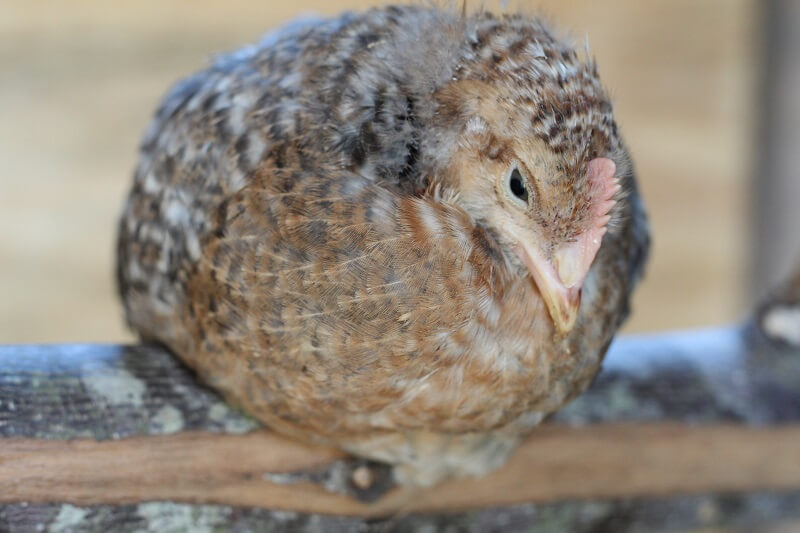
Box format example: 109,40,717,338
0,0,757,342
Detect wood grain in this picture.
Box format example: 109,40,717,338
2,277,800,528
2,423,799,517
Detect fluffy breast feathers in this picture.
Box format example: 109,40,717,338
116,5,650,485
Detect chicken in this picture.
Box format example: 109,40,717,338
116,5,650,486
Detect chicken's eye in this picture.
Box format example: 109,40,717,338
507,166,529,205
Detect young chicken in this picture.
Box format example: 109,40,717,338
117,5,649,486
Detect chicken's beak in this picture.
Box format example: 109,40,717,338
514,241,583,335
509,157,617,333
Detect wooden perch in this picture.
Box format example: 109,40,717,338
3,267,800,530
4,422,800,516
2,289,800,530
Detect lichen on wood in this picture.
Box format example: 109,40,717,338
2,270,800,530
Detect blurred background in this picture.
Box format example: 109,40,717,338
1,0,796,343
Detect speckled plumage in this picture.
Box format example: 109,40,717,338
117,5,649,485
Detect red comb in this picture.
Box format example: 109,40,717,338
587,157,619,226
554,157,618,289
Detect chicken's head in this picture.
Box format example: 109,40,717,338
433,78,624,334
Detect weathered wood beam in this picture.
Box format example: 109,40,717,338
2,422,800,517
2,270,800,530
2,304,800,521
